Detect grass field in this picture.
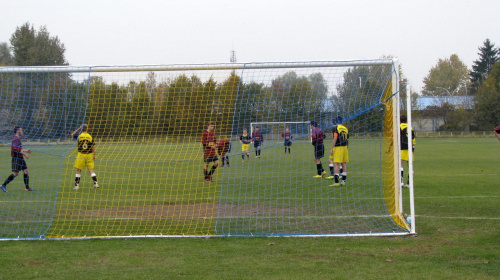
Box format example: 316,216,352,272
1,137,405,238
0,137,499,279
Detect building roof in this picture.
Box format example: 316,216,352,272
416,96,474,110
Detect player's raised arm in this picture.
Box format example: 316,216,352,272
71,125,83,139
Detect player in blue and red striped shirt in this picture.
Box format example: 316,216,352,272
0,126,33,192
217,139,231,167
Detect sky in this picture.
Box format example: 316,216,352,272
1,0,499,92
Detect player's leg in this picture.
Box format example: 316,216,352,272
333,162,341,184
203,160,210,181
74,168,82,189
74,155,86,189
314,145,325,177
22,168,32,191
88,167,99,188
0,164,19,192
326,156,334,180
208,158,219,181
400,150,409,187
340,162,347,186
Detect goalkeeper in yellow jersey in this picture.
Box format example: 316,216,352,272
71,124,99,190
239,129,252,162
400,115,415,188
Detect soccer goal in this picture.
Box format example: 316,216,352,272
0,59,414,239
250,121,311,146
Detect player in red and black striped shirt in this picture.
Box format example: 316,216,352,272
0,126,33,192
252,126,263,158
201,123,219,182
311,121,326,178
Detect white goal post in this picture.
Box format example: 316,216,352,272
0,58,415,239
250,121,312,145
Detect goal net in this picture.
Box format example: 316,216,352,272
249,122,311,147
0,60,414,239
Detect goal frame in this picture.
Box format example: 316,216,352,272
0,58,415,239
250,121,312,143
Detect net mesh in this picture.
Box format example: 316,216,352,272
0,60,409,238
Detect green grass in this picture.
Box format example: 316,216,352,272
0,137,499,279
2,138,400,237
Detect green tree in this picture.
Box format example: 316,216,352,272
474,61,500,130
216,72,240,136
265,71,328,122
235,81,264,129
0,42,13,66
422,54,469,96
470,39,499,94
10,22,67,66
443,106,472,131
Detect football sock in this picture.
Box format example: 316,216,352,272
400,168,404,185
208,165,217,175
329,164,334,175
316,163,323,175
91,173,98,184
241,154,245,160
23,174,29,188
340,166,343,174
203,169,208,179
334,174,340,183
3,174,16,186
341,172,347,181
75,174,81,186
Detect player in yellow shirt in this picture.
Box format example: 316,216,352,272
329,117,349,187
400,115,415,188
71,124,99,190
239,129,252,162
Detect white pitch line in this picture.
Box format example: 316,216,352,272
2,195,499,204
416,215,500,220
416,196,500,199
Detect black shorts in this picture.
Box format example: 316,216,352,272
253,141,262,148
204,156,219,163
314,144,324,159
284,140,292,147
12,157,27,172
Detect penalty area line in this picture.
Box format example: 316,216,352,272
417,215,500,220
